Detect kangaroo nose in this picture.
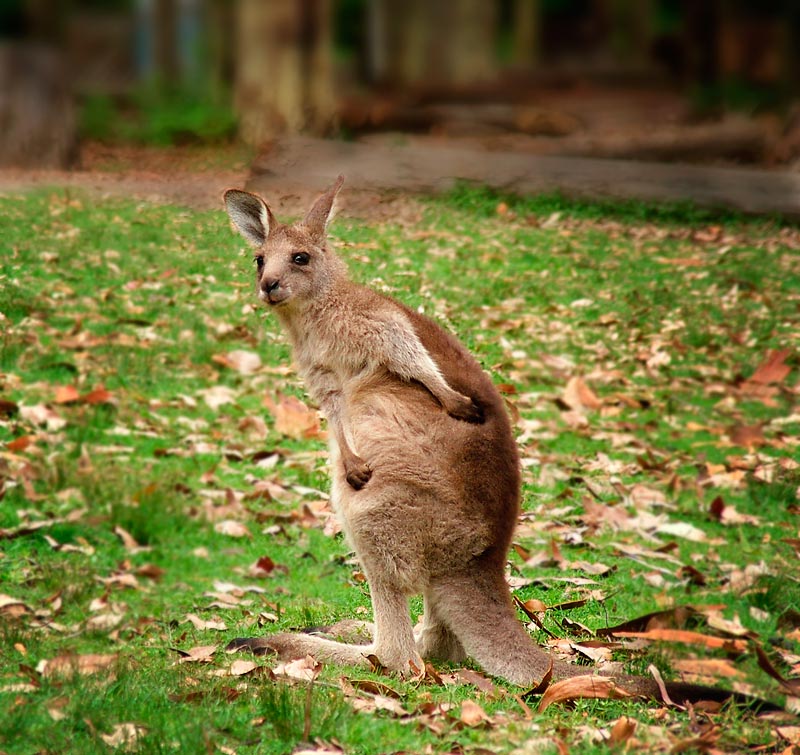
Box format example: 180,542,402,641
262,278,280,294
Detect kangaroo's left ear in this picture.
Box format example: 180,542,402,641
224,189,275,247
301,175,344,243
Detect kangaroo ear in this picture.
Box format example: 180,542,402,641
224,189,275,247
301,175,344,242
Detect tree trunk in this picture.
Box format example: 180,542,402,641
512,0,540,71
439,0,498,85
154,0,178,85
234,0,335,144
0,42,77,168
367,0,497,89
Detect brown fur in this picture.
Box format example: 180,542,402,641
222,178,743,704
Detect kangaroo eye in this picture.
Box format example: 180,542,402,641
292,252,310,266
253,256,264,271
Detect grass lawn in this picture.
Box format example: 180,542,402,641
1,186,799,754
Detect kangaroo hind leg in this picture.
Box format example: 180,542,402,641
416,592,467,664
428,560,555,687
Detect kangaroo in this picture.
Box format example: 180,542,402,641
222,178,754,706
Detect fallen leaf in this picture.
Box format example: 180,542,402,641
264,393,323,440
0,594,32,618
229,659,259,676
611,629,747,652
273,655,322,682
114,525,140,551
776,726,800,746
99,723,147,751
0,398,19,417
748,349,792,385
184,614,228,631
728,423,765,448
608,716,637,746
19,404,66,431
86,612,125,631
54,385,80,404
197,386,237,410
459,699,490,727
238,415,268,440
174,645,218,663
656,521,708,542
81,385,115,405
709,495,761,526
213,350,262,375
135,563,165,580
38,653,118,678
6,434,34,452
247,555,286,578
560,376,602,412
538,676,632,712
672,658,743,682
214,520,251,538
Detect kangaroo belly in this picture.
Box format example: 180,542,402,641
329,374,520,589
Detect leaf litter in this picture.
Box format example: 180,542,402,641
0,192,798,753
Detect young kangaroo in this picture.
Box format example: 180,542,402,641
222,178,746,704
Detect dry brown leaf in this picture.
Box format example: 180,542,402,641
273,655,322,682
81,385,115,405
113,525,140,551
776,727,800,746
371,694,408,716
86,612,125,631
538,675,632,712
671,658,743,682
708,496,761,526
175,645,218,663
0,594,31,618
612,629,747,652
264,393,323,440
459,699,490,727
5,434,34,452
38,653,118,679
229,659,259,676
54,384,80,404
214,520,251,538
608,716,637,746
238,415,268,440
728,424,765,449
99,723,147,751
213,350,262,375
748,349,792,386
458,668,498,697
97,573,140,589
561,376,602,412
184,614,228,631
135,563,165,580
197,385,237,410
19,404,66,431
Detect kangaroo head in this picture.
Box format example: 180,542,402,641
224,176,346,311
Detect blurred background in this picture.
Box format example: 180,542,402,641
2,0,800,171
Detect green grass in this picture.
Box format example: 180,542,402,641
1,188,798,754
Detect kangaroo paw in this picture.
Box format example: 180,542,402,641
344,457,372,490
446,394,485,424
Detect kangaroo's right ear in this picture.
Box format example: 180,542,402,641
224,189,275,247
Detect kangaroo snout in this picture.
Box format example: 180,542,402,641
260,277,285,304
